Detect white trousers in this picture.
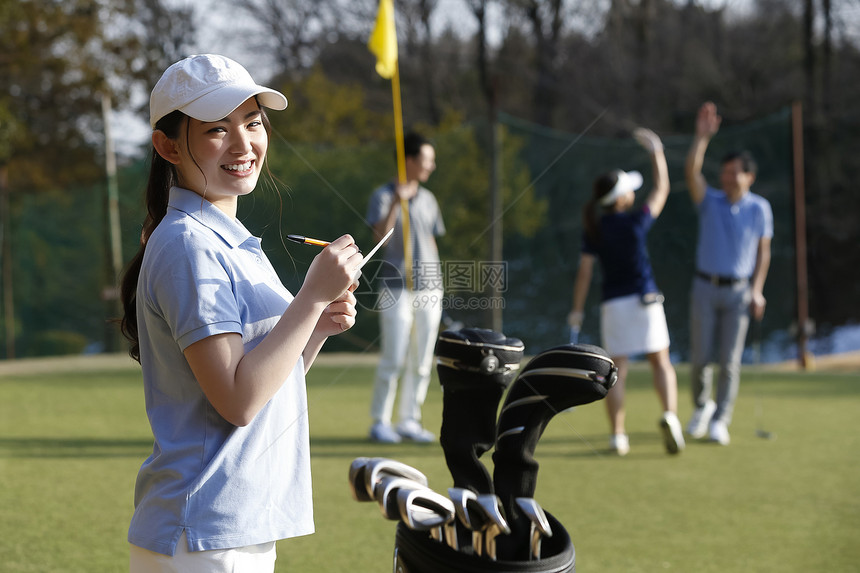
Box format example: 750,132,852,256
370,288,443,425
129,532,276,573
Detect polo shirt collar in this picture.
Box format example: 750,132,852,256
711,186,752,207
167,186,252,248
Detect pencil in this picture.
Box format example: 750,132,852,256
287,234,331,247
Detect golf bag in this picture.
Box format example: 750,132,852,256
392,511,574,573
350,332,615,573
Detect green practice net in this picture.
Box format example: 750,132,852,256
496,108,795,360
0,108,797,361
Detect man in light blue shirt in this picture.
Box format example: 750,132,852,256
684,102,773,446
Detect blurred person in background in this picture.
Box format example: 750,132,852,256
568,128,684,457
366,132,446,444
684,101,773,446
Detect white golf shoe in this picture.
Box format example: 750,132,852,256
686,400,716,439
660,411,686,454
709,419,731,445
395,419,435,443
609,433,630,456
369,422,402,444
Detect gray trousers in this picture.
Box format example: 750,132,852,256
689,277,751,425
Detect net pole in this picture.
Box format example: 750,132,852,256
488,87,503,331
0,165,12,359
792,101,811,369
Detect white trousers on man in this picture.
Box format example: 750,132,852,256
370,288,443,425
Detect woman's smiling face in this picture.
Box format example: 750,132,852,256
176,97,269,210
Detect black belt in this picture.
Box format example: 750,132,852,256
696,271,748,286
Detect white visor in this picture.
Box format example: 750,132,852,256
599,170,643,206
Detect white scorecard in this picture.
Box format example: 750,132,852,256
358,227,394,271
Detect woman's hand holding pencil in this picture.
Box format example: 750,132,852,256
288,228,394,336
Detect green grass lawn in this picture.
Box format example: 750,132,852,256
0,356,858,572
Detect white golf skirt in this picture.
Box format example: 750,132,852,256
600,293,670,357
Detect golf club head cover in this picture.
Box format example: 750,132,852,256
436,327,525,493
492,343,617,561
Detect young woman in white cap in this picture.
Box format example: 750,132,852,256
568,128,685,457
120,54,362,572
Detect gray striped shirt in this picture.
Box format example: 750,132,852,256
366,182,445,290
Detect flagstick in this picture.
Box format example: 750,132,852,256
391,65,413,291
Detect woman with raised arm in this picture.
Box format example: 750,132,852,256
568,128,684,457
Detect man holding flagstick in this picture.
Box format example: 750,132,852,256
366,1,446,443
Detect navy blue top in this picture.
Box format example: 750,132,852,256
582,206,659,302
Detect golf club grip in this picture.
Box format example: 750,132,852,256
439,386,506,492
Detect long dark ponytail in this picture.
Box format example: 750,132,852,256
583,171,620,245
119,110,185,362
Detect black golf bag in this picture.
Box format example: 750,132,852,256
350,328,618,573
392,511,575,572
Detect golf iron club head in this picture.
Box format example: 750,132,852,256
397,487,456,545
472,493,510,561
448,487,492,554
363,458,428,502
448,487,480,531
515,497,553,561
348,457,373,502
377,476,430,520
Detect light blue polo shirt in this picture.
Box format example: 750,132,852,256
695,187,773,279
129,187,314,556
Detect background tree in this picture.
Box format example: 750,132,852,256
232,0,338,79
398,0,443,124
0,0,196,357
512,0,565,126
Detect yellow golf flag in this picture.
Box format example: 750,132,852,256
368,0,398,79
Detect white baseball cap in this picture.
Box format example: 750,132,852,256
599,169,643,206
149,54,288,128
